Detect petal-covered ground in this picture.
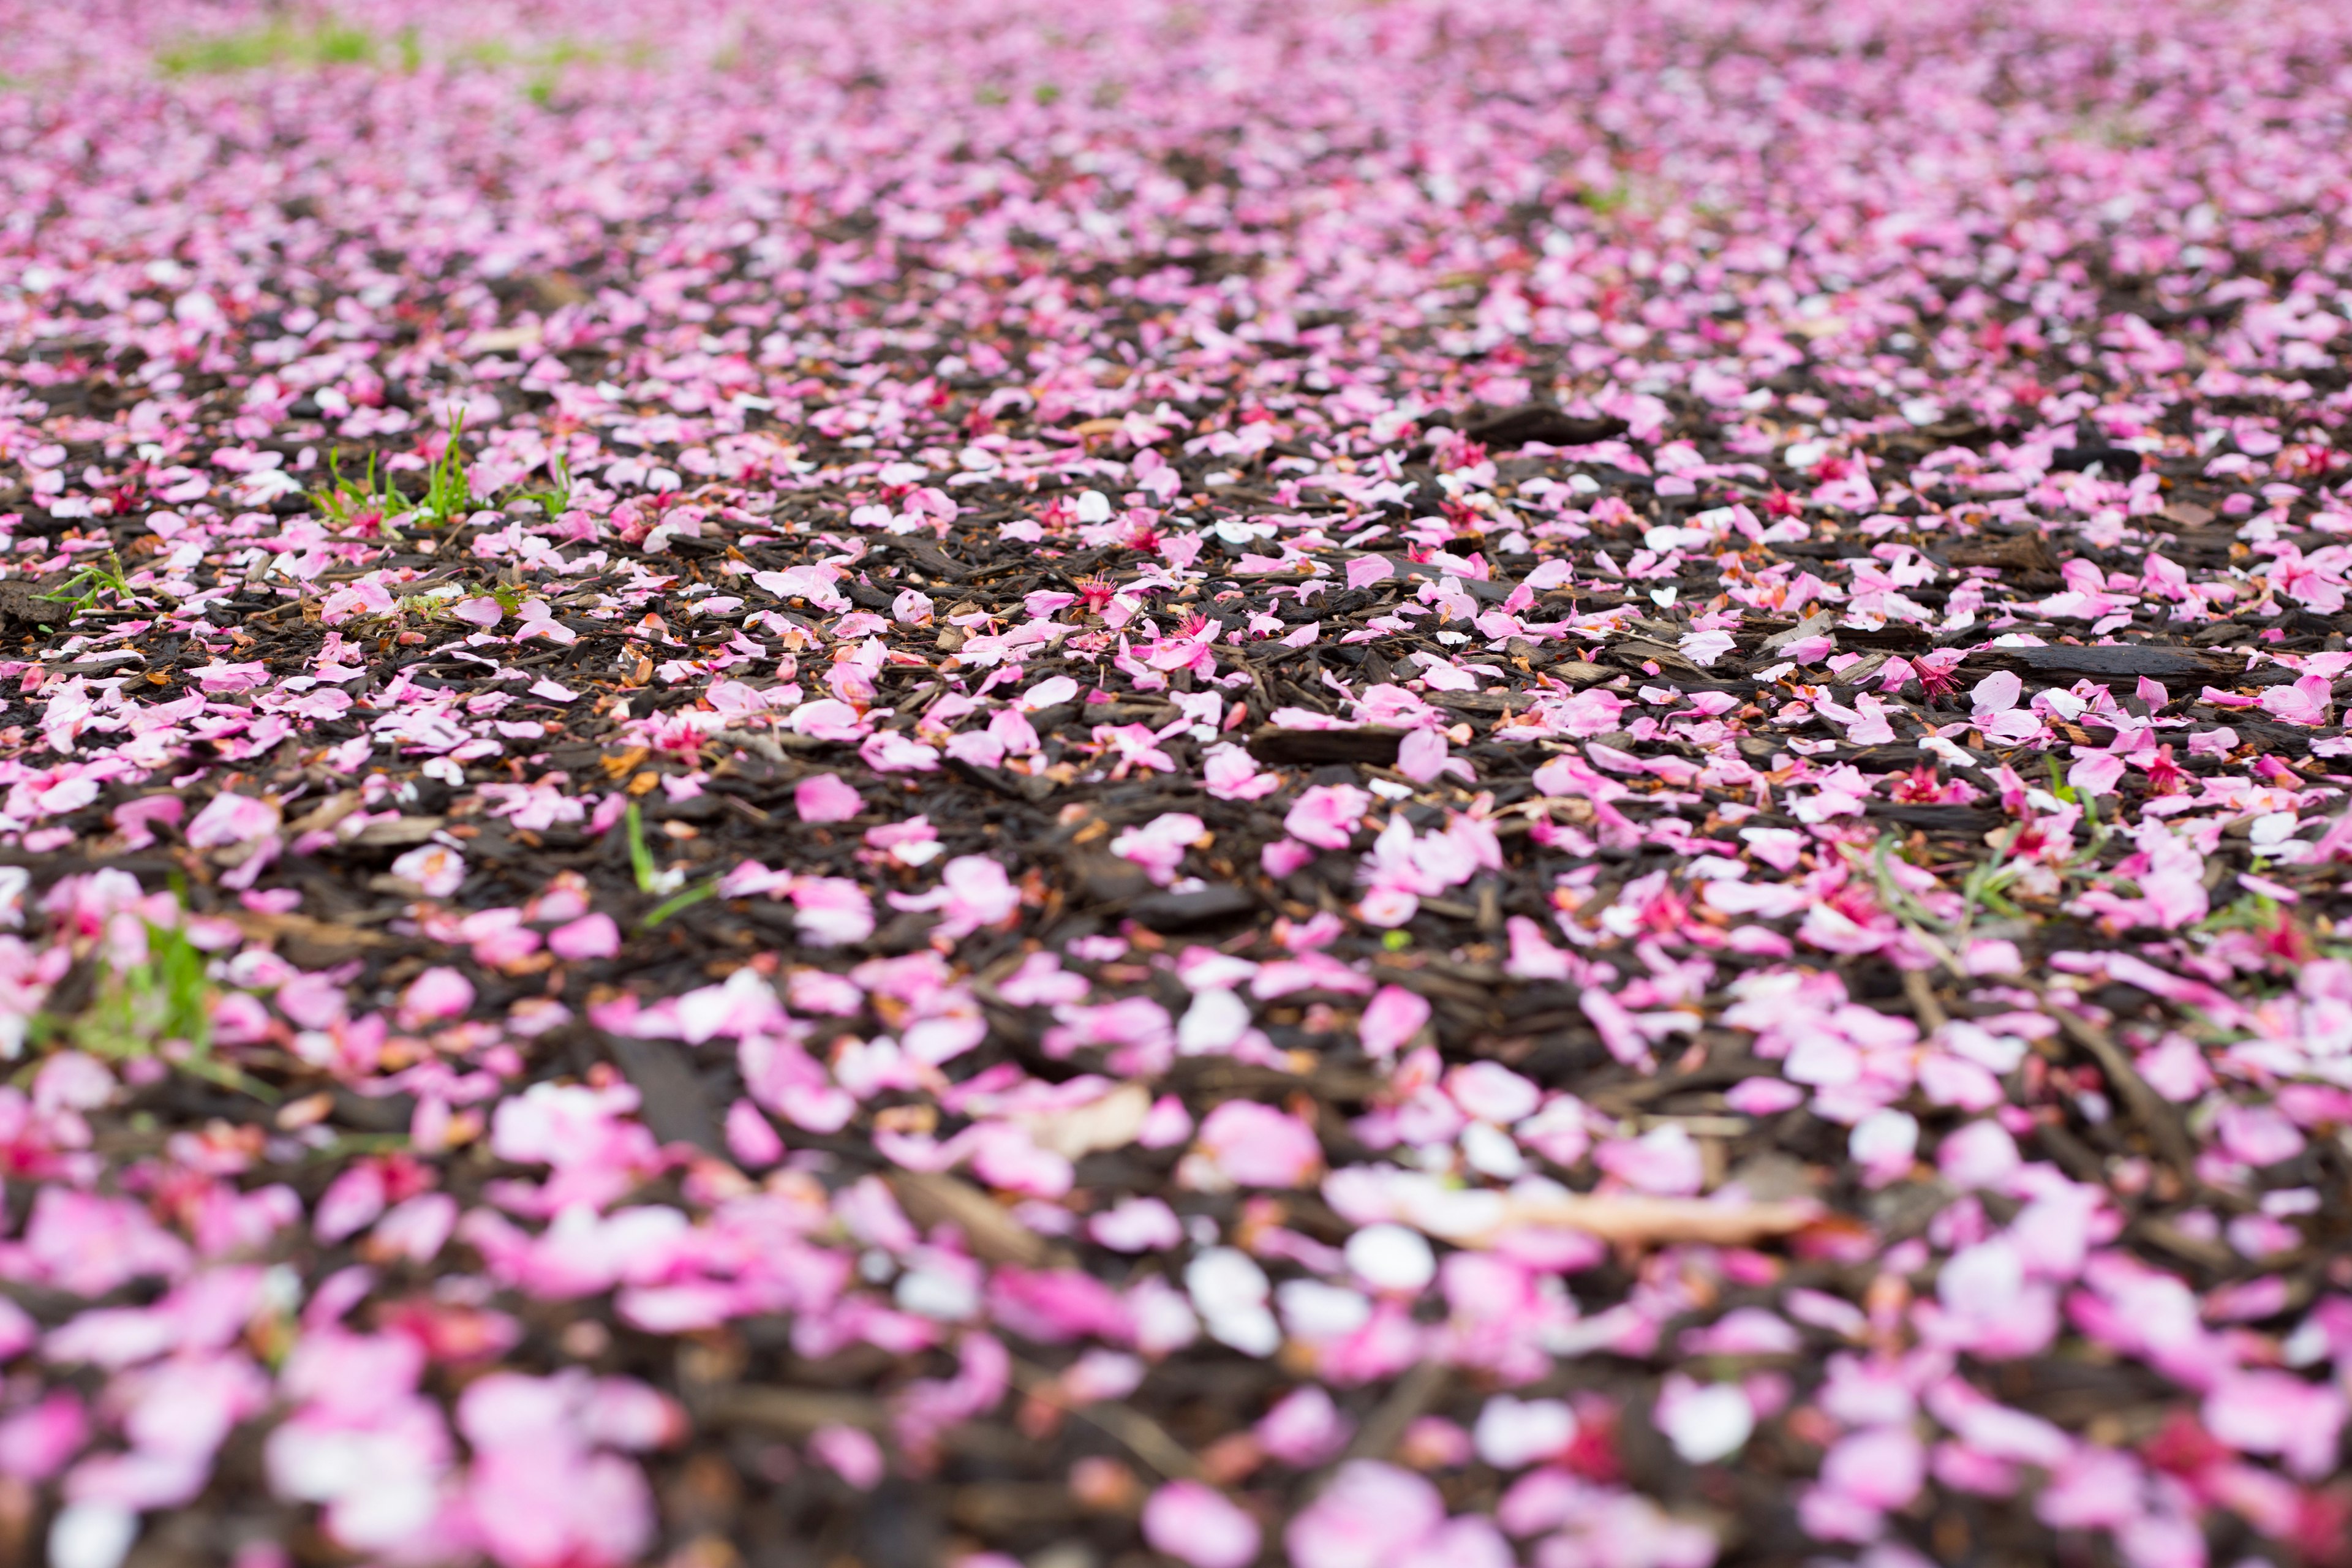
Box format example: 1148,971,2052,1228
2,1,2352,1564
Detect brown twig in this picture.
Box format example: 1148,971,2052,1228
1009,1359,1202,1480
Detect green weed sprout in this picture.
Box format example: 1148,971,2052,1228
622,800,706,921
40,552,131,619
55,922,275,1102
309,413,476,532
158,19,378,76
506,453,573,518
623,801,686,897
417,414,477,523
308,448,408,530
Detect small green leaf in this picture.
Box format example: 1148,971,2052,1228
625,802,659,894
643,881,718,928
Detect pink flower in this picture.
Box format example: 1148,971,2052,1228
2067,751,2126,797
1819,1425,1924,1512
1725,1077,1804,1115
788,876,876,947
1110,812,1205,884
789,699,871,742
458,1373,660,1568
372,1193,458,1264
1445,1061,1539,1124
314,1162,388,1243
2036,1447,2145,1531
1655,1375,1754,1464
1472,1394,1576,1469
1395,726,1470,785
888,854,1020,939
1395,1517,1513,1568
1937,1120,2021,1189
1284,1461,1445,1568
1811,692,1898,745
859,731,940,772
1262,837,1318,876
739,1038,856,1134
1204,742,1281,801
1970,670,2021,714
111,796,184,850
1016,675,1079,710
184,792,279,848
1090,1195,1183,1251
1848,1108,1919,1186
865,815,941,867
1285,783,1371,850
320,581,396,624
399,967,475,1027
1144,1480,1262,1568
1193,1099,1322,1188
388,844,467,898
1045,996,1177,1068
723,1099,784,1169
2133,820,2209,930
1360,984,1431,1058
1542,687,1628,737
1256,1386,1354,1466
2214,1101,2304,1166
1679,628,1738,666
2257,672,2332,726
997,951,1090,1006
1091,721,1178,775
190,659,271,692
1594,1124,1704,1196
547,913,620,961
809,1424,885,1488
2204,1369,2347,1477
511,601,577,645
0,1391,86,1482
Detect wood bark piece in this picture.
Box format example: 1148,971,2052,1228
886,1170,1062,1267
1245,726,1406,765
1461,405,1631,449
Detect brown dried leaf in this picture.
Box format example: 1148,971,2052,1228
284,791,363,837
1487,1193,1819,1248
888,1170,1058,1267
1017,1081,1151,1161
227,910,393,950
344,815,446,848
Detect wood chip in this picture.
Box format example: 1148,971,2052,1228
886,1170,1060,1267
1483,1193,1820,1248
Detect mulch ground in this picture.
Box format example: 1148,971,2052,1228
1,4,2351,1568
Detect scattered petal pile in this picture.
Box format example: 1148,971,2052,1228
2,2,2352,1565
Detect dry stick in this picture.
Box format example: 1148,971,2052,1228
1482,1192,1817,1248
1009,1359,1202,1480
1901,968,1950,1034
1340,1357,1448,1464
2038,996,2201,1177
886,1171,1063,1268
715,1364,1202,1485
1896,884,2202,1184
2134,1215,2239,1271
710,1385,889,1436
